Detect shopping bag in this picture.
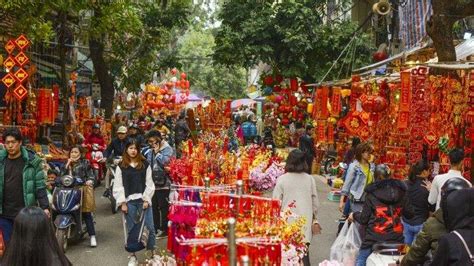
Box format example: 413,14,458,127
329,221,361,265
81,185,96,213
123,208,150,253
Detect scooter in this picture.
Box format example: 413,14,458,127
366,242,405,266
52,175,87,252
84,144,105,187
104,156,122,214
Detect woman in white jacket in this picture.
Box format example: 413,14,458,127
113,140,156,266
273,149,320,266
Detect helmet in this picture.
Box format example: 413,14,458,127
374,164,390,181
92,124,100,129
129,123,139,129
441,178,471,214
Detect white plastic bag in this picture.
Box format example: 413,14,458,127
330,221,362,265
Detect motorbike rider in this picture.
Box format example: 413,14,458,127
60,145,97,247
102,126,130,197
348,164,414,266
84,124,106,148
128,124,144,148
143,130,174,237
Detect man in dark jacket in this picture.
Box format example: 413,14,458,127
0,128,49,244
401,177,471,266
103,126,130,159
299,125,316,174
349,164,414,266
174,113,190,157
128,124,144,148
431,187,473,265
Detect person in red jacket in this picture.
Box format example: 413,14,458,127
84,124,106,148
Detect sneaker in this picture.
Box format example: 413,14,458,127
128,255,138,266
102,189,111,198
90,235,97,247
156,231,168,239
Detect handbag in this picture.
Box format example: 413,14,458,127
123,207,150,253
82,185,96,213
151,153,169,187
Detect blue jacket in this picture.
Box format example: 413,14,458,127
142,141,174,188
242,122,257,138
341,160,375,201
104,137,130,158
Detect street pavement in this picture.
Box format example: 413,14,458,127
66,175,340,265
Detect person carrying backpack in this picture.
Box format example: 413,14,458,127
143,130,174,238
431,187,474,266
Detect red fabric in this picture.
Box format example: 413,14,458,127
84,134,106,147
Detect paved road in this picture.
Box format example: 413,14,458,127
66,175,340,265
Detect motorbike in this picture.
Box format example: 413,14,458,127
52,175,87,252
322,149,338,175
84,144,105,187
104,156,122,214
366,242,405,266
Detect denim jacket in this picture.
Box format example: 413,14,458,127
341,160,375,201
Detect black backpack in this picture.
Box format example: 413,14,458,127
151,153,169,187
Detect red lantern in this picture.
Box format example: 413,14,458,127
180,72,187,80
263,76,274,86
373,51,388,62
185,80,190,89
361,95,388,113
170,68,178,75
176,80,181,88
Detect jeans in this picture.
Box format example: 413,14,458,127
343,200,351,216
356,247,372,266
152,189,170,234
0,217,14,243
125,200,156,250
402,220,423,245
83,212,96,236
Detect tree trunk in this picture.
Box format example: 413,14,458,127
89,37,115,119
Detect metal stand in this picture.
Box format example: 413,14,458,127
227,218,237,266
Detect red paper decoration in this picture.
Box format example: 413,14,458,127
3,56,16,71
15,34,30,50
37,89,53,124
400,71,410,112
361,95,388,113
14,51,29,66
331,87,342,116
2,73,15,88
13,84,28,101
13,68,28,83
4,40,15,54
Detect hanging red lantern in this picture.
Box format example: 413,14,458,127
170,68,178,75
361,95,388,113
180,72,187,80
263,76,274,86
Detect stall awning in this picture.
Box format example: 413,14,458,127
353,44,428,73
427,39,474,63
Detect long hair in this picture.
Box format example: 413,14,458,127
120,140,146,169
354,142,373,162
68,144,84,158
285,149,309,173
2,207,71,266
408,160,430,183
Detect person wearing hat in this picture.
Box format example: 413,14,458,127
104,126,129,160
128,124,144,148
84,124,105,149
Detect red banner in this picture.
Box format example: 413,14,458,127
331,87,342,116
400,71,410,112
317,121,326,142
398,112,409,129
37,89,53,124
327,123,334,144
320,86,329,119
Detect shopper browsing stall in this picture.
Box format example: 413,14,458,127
298,125,316,174
143,130,174,237
112,141,156,266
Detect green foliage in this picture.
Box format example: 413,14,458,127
214,0,375,83
177,28,246,99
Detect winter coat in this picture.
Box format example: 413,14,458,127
341,160,375,201
84,133,106,147
104,137,130,158
60,159,95,185
401,209,447,265
142,141,174,189
404,178,431,226
353,179,414,249
0,147,48,214
431,188,474,266
174,119,190,143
